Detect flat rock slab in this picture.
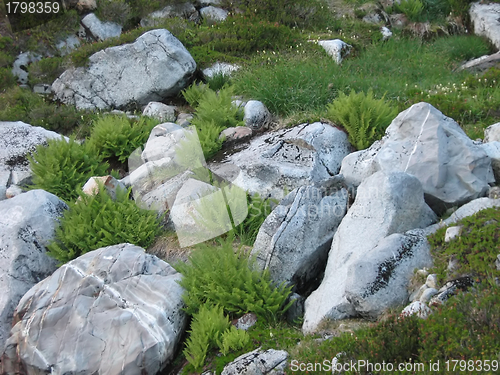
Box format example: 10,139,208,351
0,190,66,353
211,122,351,199
1,243,186,375
221,348,288,375
52,29,196,110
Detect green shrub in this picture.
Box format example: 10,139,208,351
420,284,500,365
28,56,66,86
427,207,500,283
0,68,17,92
396,0,425,22
47,185,161,264
216,325,250,356
28,137,109,202
181,82,211,108
87,115,158,163
326,89,397,150
95,0,131,25
175,237,292,322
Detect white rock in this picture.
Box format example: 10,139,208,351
444,226,462,242
381,26,393,41
401,301,432,319
12,52,41,84
318,39,352,64
143,102,176,122
420,288,439,303
56,34,81,56
200,6,228,22
81,13,122,41
425,274,438,289
141,123,192,163
81,175,126,200
140,3,200,27
470,3,500,50
484,122,500,142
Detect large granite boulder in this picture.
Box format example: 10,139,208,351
0,190,67,353
251,186,348,294
0,121,65,200
52,29,196,110
470,2,500,50
210,122,352,199
303,171,436,333
341,102,494,214
1,243,186,375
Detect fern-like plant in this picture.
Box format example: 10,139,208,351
396,0,424,22
87,115,158,163
47,185,161,264
28,137,109,202
175,237,292,323
181,82,211,108
326,89,397,150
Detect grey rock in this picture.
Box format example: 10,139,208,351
141,123,191,163
0,190,67,353
285,293,305,323
401,301,432,319
64,0,97,12
419,288,438,303
81,13,122,41
480,141,500,182
210,122,352,200
176,113,194,128
458,51,500,72
340,102,494,214
221,348,288,375
489,186,500,199
81,175,126,200
303,171,436,332
409,284,428,302
200,6,228,22
470,3,500,50
140,3,200,27
425,274,438,289
32,83,53,95
251,186,348,293
0,121,65,199
203,62,240,78
234,313,257,331
12,52,41,84
484,122,500,143
381,26,392,41
318,39,352,64
496,254,500,270
55,34,81,56
196,0,221,5
220,126,252,143
1,243,186,375
52,29,196,110
244,100,271,130
5,185,23,199
143,102,177,122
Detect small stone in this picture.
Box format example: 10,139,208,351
5,185,23,199
143,102,176,122
233,312,257,331
243,100,271,129
445,226,462,242
410,284,428,302
176,113,194,128
219,126,252,143
32,84,53,95
419,288,438,303
199,6,228,22
488,186,500,199
425,274,438,289
318,39,352,64
401,301,432,319
496,254,500,270
81,175,126,200
381,26,392,41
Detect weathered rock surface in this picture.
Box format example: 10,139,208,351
458,51,500,72
200,6,228,22
1,243,186,375
243,100,271,129
484,122,500,143
340,102,494,213
251,186,348,293
303,171,436,333
12,52,41,85
81,13,122,41
52,29,196,110
0,190,67,353
140,3,200,27
220,126,253,144
210,122,352,199
221,348,288,375
0,121,65,200
401,301,432,319
480,141,500,182
141,122,187,163
81,175,126,200
470,3,500,50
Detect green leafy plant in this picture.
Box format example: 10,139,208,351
28,137,109,202
87,115,158,163
0,68,17,92
181,82,211,108
27,56,66,86
216,325,251,356
47,184,161,264
326,89,397,150
396,0,425,22
175,237,293,322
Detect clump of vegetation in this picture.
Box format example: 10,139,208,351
87,114,158,163
27,56,66,86
396,0,425,22
28,137,109,202
48,185,161,264
233,193,277,245
175,237,292,321
326,89,397,150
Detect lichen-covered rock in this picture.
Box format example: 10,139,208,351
0,121,65,200
251,186,348,294
0,190,67,353
221,348,288,375
200,6,228,22
303,171,436,333
243,100,271,129
340,102,494,214
81,13,122,41
52,29,196,110
470,3,500,50
210,122,352,199
1,243,186,375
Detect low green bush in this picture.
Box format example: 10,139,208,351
27,56,66,86
28,137,109,202
326,89,397,150
48,185,161,264
396,0,425,22
87,115,158,163
175,237,292,322
0,68,17,92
